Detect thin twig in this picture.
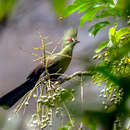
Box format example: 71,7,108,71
51,39,62,54
63,103,74,127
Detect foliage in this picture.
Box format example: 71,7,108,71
88,21,110,37
92,25,130,108
62,0,129,36
0,0,18,25
52,0,130,130
52,0,66,16
58,121,72,130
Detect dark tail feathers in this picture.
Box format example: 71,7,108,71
0,76,39,109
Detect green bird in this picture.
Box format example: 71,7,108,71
0,27,79,109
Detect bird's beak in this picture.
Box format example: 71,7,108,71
76,40,80,43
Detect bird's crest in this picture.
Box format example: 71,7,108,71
63,27,78,41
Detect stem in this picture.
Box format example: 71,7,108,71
42,39,48,74
79,75,83,130
63,102,74,127
80,76,83,103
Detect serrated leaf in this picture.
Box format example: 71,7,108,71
115,27,130,43
88,21,110,37
95,41,109,53
80,5,104,27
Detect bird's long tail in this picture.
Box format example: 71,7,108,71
0,76,40,109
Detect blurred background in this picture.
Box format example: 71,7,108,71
0,0,129,130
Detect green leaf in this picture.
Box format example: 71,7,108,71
96,10,112,19
60,90,74,102
58,121,72,130
77,4,89,14
64,0,86,17
78,1,97,14
108,25,117,44
0,0,17,20
83,119,96,130
95,41,109,53
53,0,66,16
88,21,110,37
115,27,130,43
80,5,104,27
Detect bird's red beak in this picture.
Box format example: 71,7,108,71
76,40,80,43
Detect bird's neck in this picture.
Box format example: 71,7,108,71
60,45,74,57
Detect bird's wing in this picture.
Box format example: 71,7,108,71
26,55,59,80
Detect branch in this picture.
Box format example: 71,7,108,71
58,71,92,84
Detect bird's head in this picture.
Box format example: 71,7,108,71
62,27,80,49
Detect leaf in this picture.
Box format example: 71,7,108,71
88,21,110,37
96,10,112,19
108,25,117,44
64,0,87,17
77,4,89,14
78,1,97,14
0,0,17,20
53,0,66,16
113,0,118,5
83,119,96,130
58,121,72,130
95,41,109,53
115,27,130,43
80,5,104,27
60,90,74,102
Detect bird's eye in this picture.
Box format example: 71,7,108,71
67,37,74,42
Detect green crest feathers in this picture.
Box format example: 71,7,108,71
63,27,78,40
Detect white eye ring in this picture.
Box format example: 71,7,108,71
72,38,75,42
66,37,76,43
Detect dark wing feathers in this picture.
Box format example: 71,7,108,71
26,56,58,80
26,64,44,80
